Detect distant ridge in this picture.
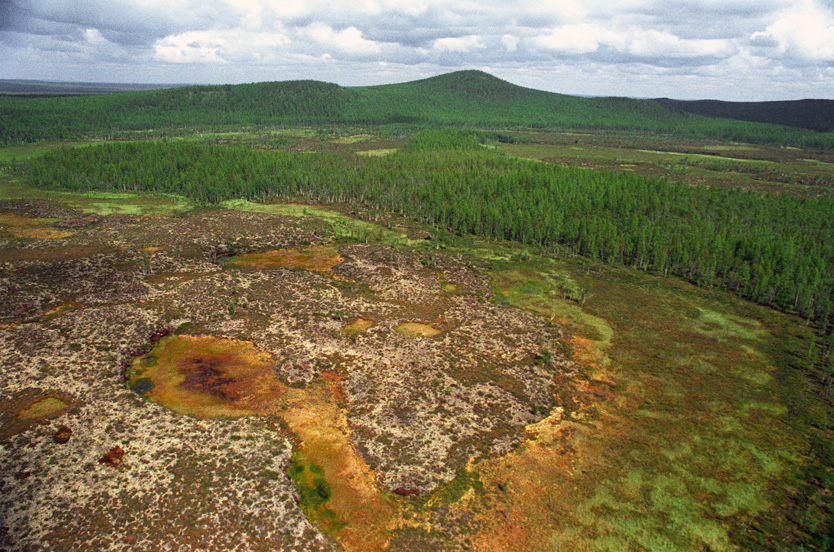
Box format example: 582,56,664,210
1,70,833,148
653,97,834,132
0,79,180,97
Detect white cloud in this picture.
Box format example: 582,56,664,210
501,34,520,52
751,0,834,61
433,35,485,53
626,30,734,58
154,31,227,63
301,23,382,55
534,24,733,59
153,29,290,64
533,24,620,54
263,0,310,19
2,0,833,99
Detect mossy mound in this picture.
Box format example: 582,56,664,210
394,322,443,337
341,318,373,334
225,245,343,272
127,335,286,418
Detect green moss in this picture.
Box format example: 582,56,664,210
0,178,196,215
287,453,336,519
690,308,765,341
220,199,418,246
131,377,155,396
432,469,484,504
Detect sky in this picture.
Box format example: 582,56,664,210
1,0,834,101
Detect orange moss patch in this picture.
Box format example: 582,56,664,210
0,213,75,239
225,245,343,272
394,322,443,337
283,381,396,551
127,335,286,418
341,317,373,334
472,422,581,552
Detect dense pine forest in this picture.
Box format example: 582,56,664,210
4,71,834,149
654,97,834,133
20,132,834,351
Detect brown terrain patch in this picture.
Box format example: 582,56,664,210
0,199,576,551
225,245,343,271
54,213,101,229
0,390,74,439
127,334,397,551
0,213,75,239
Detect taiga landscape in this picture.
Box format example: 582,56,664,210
1,69,833,552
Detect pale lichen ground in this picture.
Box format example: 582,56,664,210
0,200,575,551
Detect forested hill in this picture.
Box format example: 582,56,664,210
653,97,834,132
344,70,683,129
2,70,834,148
0,80,347,143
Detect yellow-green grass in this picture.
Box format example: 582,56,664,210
221,199,420,246
394,322,443,337
0,141,103,163
19,397,68,420
0,177,196,216
340,318,373,334
356,148,398,157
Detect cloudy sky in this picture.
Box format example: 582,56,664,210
1,0,833,100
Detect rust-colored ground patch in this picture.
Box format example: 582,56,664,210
0,213,75,239
224,245,343,272
394,322,443,337
127,335,286,417
0,390,74,439
283,381,396,551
